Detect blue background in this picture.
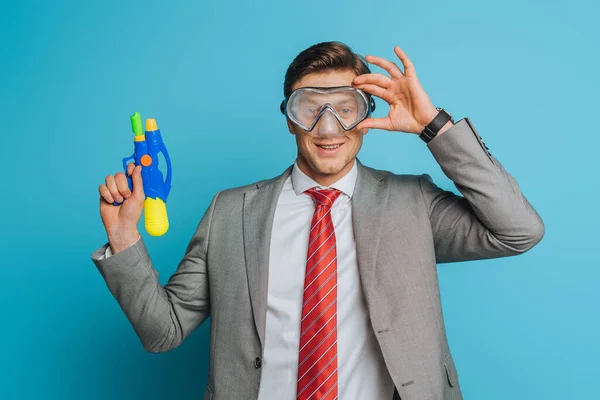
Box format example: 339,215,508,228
1,0,597,398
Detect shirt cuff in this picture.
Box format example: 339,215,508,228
101,234,142,259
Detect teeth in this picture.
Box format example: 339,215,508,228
319,145,340,150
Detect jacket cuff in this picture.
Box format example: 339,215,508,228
90,236,152,277
426,117,496,167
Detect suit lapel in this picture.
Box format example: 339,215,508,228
242,159,389,348
243,165,293,348
352,159,390,301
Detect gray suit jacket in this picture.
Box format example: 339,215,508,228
91,118,544,400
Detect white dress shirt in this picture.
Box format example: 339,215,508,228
102,160,395,398
257,160,394,399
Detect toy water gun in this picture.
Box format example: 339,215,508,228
113,112,172,236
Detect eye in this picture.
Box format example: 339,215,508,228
340,107,353,114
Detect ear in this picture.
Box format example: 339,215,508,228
286,119,296,135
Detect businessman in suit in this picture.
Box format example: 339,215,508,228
92,41,544,400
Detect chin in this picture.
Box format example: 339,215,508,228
312,158,347,175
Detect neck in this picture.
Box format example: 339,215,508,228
296,157,355,187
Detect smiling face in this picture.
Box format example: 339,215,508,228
287,69,369,186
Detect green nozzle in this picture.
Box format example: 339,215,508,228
130,112,144,137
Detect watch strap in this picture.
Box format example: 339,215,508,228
419,108,452,143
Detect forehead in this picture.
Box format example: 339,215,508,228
292,70,358,91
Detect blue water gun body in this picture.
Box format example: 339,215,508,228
113,112,172,236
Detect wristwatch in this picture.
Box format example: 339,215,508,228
419,107,454,143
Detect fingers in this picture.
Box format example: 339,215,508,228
105,175,123,203
98,166,144,206
353,83,387,100
115,172,132,199
356,116,394,131
362,47,416,79
393,46,416,77
115,172,131,199
100,169,133,205
131,165,145,198
364,55,404,79
126,162,135,175
99,184,115,204
352,73,392,88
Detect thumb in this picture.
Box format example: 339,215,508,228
131,165,145,198
360,116,395,131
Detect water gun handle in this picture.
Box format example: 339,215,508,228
112,154,135,206
144,133,171,236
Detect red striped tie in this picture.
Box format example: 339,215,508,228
297,187,342,400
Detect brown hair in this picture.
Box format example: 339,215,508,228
283,41,370,98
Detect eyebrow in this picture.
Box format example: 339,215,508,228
302,98,355,105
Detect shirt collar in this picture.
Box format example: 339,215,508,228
291,159,357,198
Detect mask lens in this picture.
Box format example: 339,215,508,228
287,87,369,131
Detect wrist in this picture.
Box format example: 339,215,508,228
418,107,454,143
107,227,140,254
419,107,440,132
436,119,454,136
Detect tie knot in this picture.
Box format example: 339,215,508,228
305,187,341,208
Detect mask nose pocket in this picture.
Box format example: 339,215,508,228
315,109,343,136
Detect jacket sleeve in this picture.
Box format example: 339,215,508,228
420,118,544,263
90,192,220,352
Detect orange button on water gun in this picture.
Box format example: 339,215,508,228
140,154,153,166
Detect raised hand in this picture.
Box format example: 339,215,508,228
98,163,145,253
352,46,449,135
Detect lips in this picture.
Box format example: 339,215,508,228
315,142,344,149
314,142,345,155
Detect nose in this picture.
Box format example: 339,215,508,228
314,108,344,137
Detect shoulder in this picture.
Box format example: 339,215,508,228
359,162,432,187
357,163,437,209
210,165,292,204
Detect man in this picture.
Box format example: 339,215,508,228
92,41,544,400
